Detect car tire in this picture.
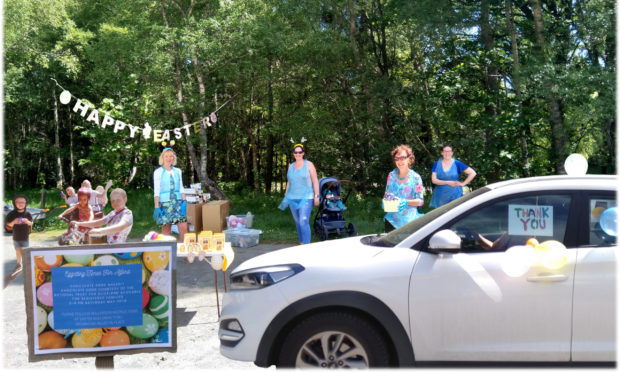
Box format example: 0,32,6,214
277,311,390,368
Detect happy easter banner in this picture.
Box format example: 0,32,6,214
23,242,176,361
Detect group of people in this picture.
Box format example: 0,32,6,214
279,143,476,244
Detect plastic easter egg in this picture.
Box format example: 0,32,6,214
35,255,63,272
142,288,150,309
72,328,104,348
126,314,159,339
151,328,169,344
600,207,617,237
47,311,73,335
149,295,169,324
143,251,169,272
64,254,93,266
37,306,48,334
39,331,67,349
37,282,54,307
100,329,130,347
114,252,142,260
148,270,170,296
536,240,568,270
93,255,120,266
34,268,46,287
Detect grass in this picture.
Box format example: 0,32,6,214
4,187,429,244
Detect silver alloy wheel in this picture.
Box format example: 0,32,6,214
295,330,370,368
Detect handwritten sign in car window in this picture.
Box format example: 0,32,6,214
508,204,553,236
51,265,142,330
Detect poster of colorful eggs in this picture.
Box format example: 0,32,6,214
24,242,176,360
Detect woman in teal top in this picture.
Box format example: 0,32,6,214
384,144,425,232
153,147,188,242
429,144,476,208
278,144,320,244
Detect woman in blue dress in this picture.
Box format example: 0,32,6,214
278,144,320,244
153,146,188,242
429,144,476,208
383,145,425,232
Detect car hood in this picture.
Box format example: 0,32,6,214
232,236,387,273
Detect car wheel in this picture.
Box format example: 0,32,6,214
277,311,390,368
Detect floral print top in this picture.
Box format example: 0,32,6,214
384,168,424,228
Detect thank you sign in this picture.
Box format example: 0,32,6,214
508,204,553,236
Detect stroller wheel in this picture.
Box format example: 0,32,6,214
347,223,357,237
319,226,329,241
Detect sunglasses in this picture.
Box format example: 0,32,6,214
394,156,409,161
294,151,304,154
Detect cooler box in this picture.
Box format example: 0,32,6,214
202,200,230,233
223,228,262,248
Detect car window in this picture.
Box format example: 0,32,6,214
588,195,617,246
448,194,572,252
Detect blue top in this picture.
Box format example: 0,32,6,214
384,168,424,228
429,159,469,208
278,160,314,211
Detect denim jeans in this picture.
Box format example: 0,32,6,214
290,198,314,244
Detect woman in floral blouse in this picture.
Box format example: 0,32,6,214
383,144,424,232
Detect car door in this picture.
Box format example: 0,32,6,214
571,192,616,361
409,192,576,362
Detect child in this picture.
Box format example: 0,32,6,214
4,194,33,271
74,188,133,244
57,187,94,245
62,186,78,206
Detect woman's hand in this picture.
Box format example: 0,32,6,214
398,199,408,212
313,196,319,207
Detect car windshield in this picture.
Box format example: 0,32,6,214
368,187,491,247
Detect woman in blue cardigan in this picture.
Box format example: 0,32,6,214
153,147,188,241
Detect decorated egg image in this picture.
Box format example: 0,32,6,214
37,306,48,334
37,282,54,307
62,263,83,267
149,295,169,324
72,328,103,348
126,313,159,339
151,328,169,344
47,311,73,336
64,254,93,266
142,288,150,309
34,268,46,287
148,269,170,295
143,251,169,272
100,329,130,347
93,255,120,266
39,331,67,349
34,255,63,272
142,266,148,284
114,252,142,260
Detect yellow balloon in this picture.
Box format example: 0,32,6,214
592,206,606,220
535,240,568,269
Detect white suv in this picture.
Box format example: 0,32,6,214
219,175,616,368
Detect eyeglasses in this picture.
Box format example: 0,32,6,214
294,151,304,154
394,156,409,161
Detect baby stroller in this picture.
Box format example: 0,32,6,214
312,177,357,241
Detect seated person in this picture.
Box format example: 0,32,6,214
58,187,94,245
73,188,133,244
325,190,346,211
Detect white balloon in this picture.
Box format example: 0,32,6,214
564,153,588,175
501,245,536,277
59,90,72,105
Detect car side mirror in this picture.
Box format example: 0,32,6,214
428,229,461,253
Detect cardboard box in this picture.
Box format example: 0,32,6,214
186,202,204,232
202,200,230,233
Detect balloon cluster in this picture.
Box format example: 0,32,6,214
501,238,568,277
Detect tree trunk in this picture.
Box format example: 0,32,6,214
264,59,275,194
52,83,64,189
530,0,566,173
506,0,530,177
